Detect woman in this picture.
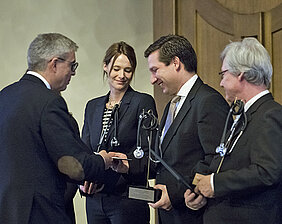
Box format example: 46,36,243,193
81,41,157,224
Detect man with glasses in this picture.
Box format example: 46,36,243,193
0,33,128,223
185,38,282,224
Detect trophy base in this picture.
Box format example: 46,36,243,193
128,186,161,203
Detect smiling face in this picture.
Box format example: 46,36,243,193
51,51,76,92
147,50,179,96
104,54,133,93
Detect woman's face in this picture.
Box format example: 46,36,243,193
104,54,133,92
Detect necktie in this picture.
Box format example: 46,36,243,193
162,95,181,141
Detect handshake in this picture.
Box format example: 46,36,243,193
80,150,130,195
97,150,130,173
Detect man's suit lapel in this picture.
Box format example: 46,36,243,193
246,93,272,117
229,115,245,139
225,93,273,153
244,93,273,130
161,78,203,154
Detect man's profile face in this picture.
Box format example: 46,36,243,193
220,58,240,103
52,52,76,92
147,50,179,96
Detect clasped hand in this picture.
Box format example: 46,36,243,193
148,184,172,211
80,151,129,195
98,150,129,173
184,173,214,210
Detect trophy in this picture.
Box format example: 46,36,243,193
128,110,162,203
128,110,193,203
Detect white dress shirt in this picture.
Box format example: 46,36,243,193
26,70,51,89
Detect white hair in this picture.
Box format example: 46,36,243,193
27,33,78,72
221,37,272,89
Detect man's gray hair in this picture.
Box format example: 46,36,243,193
27,33,78,72
221,37,272,89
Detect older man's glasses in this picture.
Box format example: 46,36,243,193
57,57,79,72
218,69,228,79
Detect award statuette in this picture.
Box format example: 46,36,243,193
128,110,162,203
150,150,193,190
128,109,194,202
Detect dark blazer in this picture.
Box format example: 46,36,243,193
0,74,106,224
203,93,282,224
82,86,157,194
63,113,80,224
157,77,230,224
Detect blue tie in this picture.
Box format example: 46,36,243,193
161,95,180,142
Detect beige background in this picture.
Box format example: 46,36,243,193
0,0,154,223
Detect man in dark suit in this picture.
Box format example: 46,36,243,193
144,34,230,224
0,33,128,224
185,37,282,224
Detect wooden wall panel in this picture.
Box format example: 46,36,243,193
153,0,282,116
177,0,196,43
153,0,176,116
272,30,282,104
216,0,282,14
196,0,234,35
196,13,233,96
153,0,175,39
270,3,282,104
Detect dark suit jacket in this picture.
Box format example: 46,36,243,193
203,93,282,224
63,113,80,224
0,74,106,223
82,86,157,194
157,78,230,223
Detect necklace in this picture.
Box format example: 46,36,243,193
106,95,121,109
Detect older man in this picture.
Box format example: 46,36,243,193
185,37,282,224
0,33,127,223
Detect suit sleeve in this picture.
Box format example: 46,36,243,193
214,106,282,197
192,92,231,176
41,96,105,183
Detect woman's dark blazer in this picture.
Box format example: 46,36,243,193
82,86,157,194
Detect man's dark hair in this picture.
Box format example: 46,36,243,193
144,34,197,73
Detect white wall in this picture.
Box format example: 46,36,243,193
0,0,154,223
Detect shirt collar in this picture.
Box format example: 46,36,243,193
26,71,51,89
244,89,269,112
177,74,198,98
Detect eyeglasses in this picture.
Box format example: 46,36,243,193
57,57,79,72
218,69,228,79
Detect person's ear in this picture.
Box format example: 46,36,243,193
48,58,57,72
173,56,181,71
103,63,108,75
238,72,244,81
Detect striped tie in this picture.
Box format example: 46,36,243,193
161,95,181,141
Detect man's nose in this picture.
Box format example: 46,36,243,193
220,79,224,88
150,74,157,84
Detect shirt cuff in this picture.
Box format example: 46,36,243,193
210,173,215,192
